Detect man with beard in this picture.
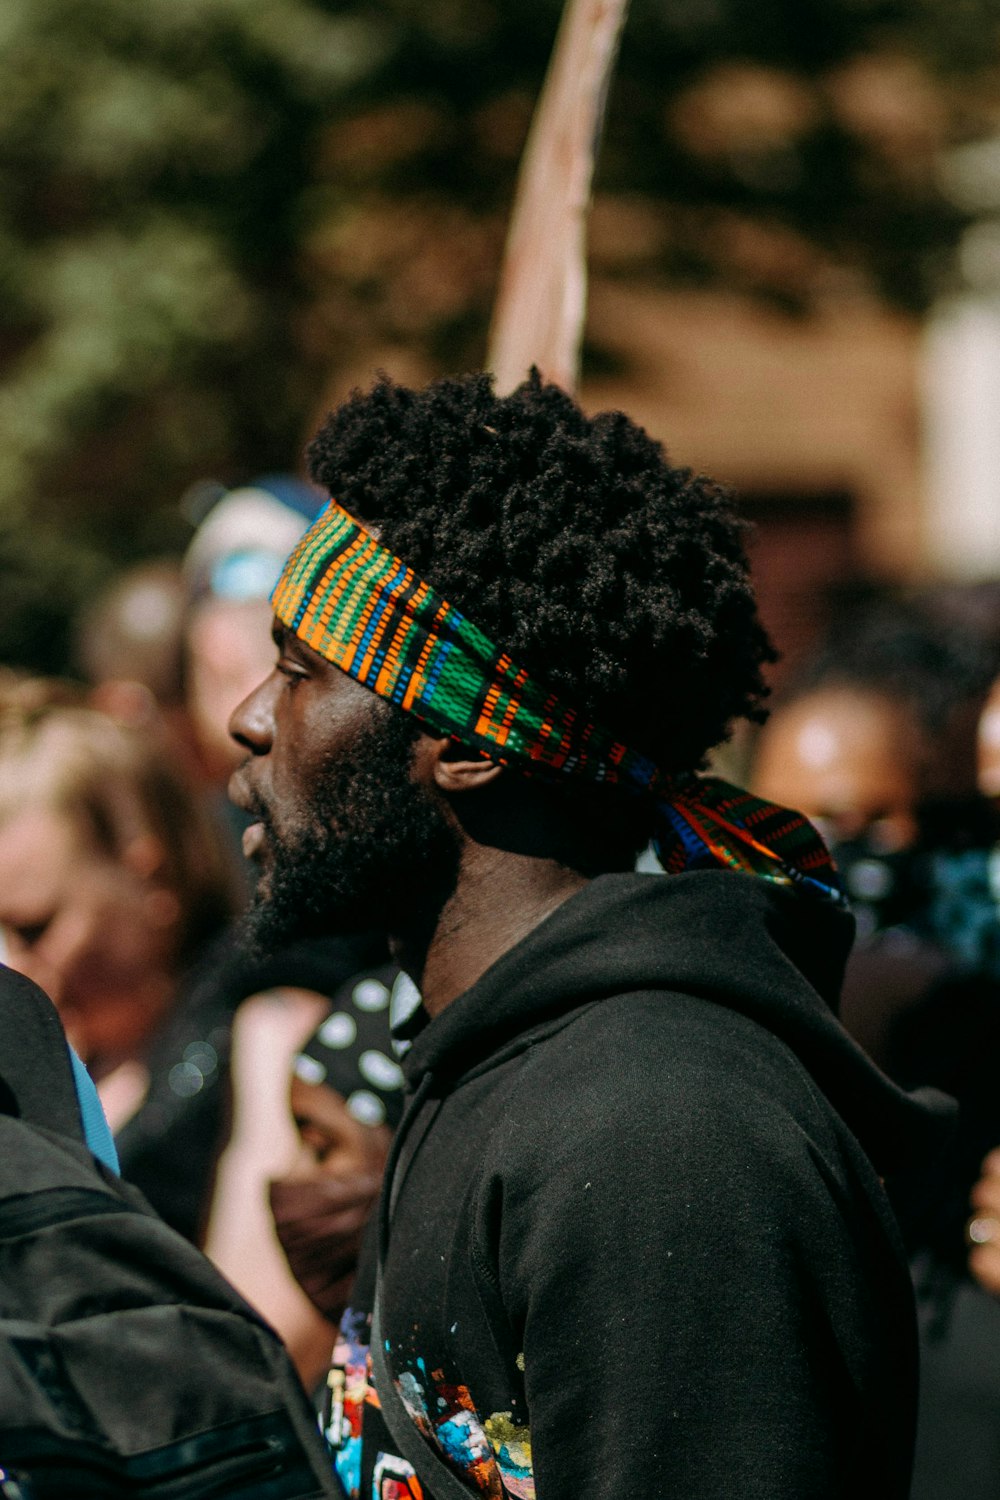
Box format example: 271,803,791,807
229,371,945,1500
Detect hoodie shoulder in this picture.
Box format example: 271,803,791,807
411,872,949,1176
495,988,863,1196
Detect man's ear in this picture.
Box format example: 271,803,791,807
412,734,504,794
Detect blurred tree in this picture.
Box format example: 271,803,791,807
0,0,395,544
1,0,998,668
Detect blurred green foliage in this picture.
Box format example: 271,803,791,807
0,0,998,668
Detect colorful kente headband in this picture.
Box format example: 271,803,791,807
272,501,844,904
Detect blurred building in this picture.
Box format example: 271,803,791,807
581,278,922,682
309,44,1000,690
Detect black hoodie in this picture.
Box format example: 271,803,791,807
326,871,949,1500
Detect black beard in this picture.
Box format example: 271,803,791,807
240,708,460,956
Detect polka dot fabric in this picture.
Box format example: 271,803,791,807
295,963,406,1129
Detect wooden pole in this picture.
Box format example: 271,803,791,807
486,0,630,396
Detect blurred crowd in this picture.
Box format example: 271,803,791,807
749,585,1000,1500
4,475,1000,1496
0,478,401,1393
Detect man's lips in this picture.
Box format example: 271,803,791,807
229,768,254,816
227,765,254,815
228,766,270,860
241,821,266,859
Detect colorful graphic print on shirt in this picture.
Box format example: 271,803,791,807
324,1307,418,1500
390,1348,534,1500
325,1305,534,1500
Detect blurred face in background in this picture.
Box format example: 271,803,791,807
181,481,323,785
752,686,922,852
288,1073,392,1183
0,805,180,1060
977,675,1000,802
0,693,235,1067
268,1074,392,1320
185,597,278,782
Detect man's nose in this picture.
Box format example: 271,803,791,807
229,674,275,755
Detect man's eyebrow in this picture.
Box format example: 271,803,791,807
272,621,325,670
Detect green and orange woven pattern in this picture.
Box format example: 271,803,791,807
272,501,844,904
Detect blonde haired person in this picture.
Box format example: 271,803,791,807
0,675,237,1241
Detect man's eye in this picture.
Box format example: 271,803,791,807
276,660,307,685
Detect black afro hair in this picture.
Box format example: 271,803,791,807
307,370,775,776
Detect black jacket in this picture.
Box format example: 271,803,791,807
0,963,84,1137
327,872,949,1500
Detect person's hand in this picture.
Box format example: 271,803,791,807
967,1148,1000,1296
268,1171,379,1321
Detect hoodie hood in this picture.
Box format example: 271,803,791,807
401,870,951,1176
